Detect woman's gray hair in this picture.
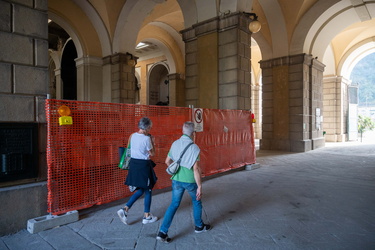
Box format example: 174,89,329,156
182,122,195,136
138,117,152,130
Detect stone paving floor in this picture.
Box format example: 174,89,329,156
1,141,374,250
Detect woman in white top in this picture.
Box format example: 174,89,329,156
117,117,158,225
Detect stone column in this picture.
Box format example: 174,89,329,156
54,68,62,99
219,14,251,110
181,12,252,110
251,83,262,139
102,53,136,103
260,54,325,152
139,63,148,105
102,62,112,103
167,73,185,107
183,33,199,108
309,58,325,149
323,76,350,142
75,56,103,101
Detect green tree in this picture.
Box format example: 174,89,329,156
350,53,375,107
358,115,375,142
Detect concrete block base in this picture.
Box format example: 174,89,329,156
27,210,79,234
245,163,261,171
0,182,48,236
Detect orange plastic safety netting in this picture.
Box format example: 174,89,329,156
46,99,255,215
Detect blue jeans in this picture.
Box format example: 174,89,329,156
160,180,203,233
126,188,152,213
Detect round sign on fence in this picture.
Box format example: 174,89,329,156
193,108,203,132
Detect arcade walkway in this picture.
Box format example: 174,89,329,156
1,141,374,249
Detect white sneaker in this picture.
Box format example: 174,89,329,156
117,208,128,225
142,214,158,224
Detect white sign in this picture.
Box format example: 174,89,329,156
316,108,321,130
193,108,203,132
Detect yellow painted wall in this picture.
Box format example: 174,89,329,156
136,56,166,105
273,65,289,139
197,33,218,109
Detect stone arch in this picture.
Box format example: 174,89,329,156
291,1,374,59
175,0,198,28
48,11,104,101
49,50,61,69
322,45,336,76
47,15,80,101
308,8,364,60
137,37,178,74
48,12,84,58
48,55,57,99
48,14,82,100
48,0,104,58
60,39,78,100
290,0,342,56
70,0,112,56
113,0,159,54
148,62,170,105
287,1,375,143
338,38,375,79
147,21,185,63
250,36,263,140
257,0,288,58
252,31,272,61
250,37,264,83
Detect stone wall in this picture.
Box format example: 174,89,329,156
0,0,49,235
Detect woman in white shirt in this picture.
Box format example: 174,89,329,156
117,117,158,225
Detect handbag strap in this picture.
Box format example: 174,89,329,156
127,133,133,149
176,142,194,163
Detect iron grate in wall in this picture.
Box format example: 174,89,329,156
0,123,38,182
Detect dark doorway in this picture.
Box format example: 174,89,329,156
148,64,169,105
61,40,77,100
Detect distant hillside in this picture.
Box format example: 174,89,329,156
350,53,375,107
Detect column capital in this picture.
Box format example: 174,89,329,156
260,54,319,69
181,12,251,42
311,57,325,71
167,73,183,80
102,52,138,66
75,56,102,67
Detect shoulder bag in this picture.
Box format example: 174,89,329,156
166,142,194,175
118,134,133,170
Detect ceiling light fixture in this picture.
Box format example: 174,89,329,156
136,42,149,49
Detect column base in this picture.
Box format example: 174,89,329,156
260,138,322,152
325,133,347,142
311,137,325,150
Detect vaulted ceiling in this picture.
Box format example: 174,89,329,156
48,0,375,80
